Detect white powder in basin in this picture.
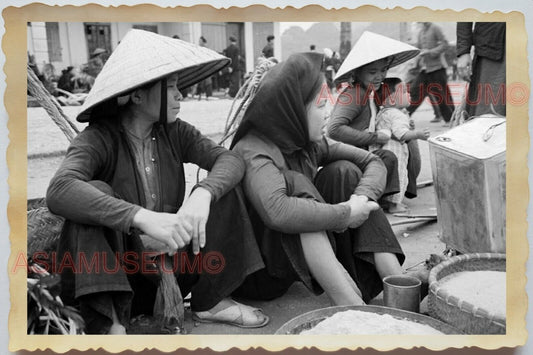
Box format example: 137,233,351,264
438,271,506,319
300,310,444,335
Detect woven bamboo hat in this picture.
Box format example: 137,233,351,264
77,29,230,122
334,31,420,84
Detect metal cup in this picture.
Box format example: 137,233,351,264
383,275,421,313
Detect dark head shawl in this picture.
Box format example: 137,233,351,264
231,52,325,154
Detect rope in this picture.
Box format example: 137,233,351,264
196,57,278,182
27,64,80,142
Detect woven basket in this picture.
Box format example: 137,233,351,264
275,305,462,335
27,207,65,259
428,253,506,334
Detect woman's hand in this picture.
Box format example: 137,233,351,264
376,132,390,144
417,128,431,141
177,187,212,254
132,208,193,252
343,194,380,229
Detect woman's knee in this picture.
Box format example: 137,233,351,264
319,160,363,184
88,180,114,195
374,150,398,172
283,170,322,199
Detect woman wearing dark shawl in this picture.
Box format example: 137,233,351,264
231,53,425,305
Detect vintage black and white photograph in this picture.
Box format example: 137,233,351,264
23,18,509,338
2,1,527,351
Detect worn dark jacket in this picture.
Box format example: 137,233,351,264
46,117,244,233
457,22,506,62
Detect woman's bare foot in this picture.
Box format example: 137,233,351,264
108,323,127,334
387,203,408,214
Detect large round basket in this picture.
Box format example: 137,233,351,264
275,305,462,335
428,253,506,334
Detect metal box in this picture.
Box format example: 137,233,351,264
428,116,506,253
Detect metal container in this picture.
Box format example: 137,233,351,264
275,305,462,335
383,275,421,313
428,115,506,253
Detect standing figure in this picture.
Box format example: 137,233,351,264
456,22,506,117
225,36,241,98
195,36,213,100
262,35,275,58
406,22,455,123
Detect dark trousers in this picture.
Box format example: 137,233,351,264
228,70,241,98
234,161,404,303
372,149,400,197
407,68,455,122
405,140,421,198
57,181,263,334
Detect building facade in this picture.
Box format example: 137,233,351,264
27,21,281,76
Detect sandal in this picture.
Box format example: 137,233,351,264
192,300,270,328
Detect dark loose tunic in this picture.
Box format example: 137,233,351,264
233,132,404,302
46,117,263,333
328,85,421,198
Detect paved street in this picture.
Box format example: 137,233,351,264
26,83,465,334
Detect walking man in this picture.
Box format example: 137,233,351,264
407,22,454,123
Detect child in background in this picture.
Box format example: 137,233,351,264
372,77,430,213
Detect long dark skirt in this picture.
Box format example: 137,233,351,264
233,161,405,303
56,181,263,334
466,54,506,117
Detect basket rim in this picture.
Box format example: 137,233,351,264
275,305,463,335
428,253,506,324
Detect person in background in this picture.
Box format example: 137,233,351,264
456,22,506,117
195,36,214,100
57,66,76,93
41,63,59,96
84,48,107,79
46,29,268,335
328,31,422,211
262,35,275,58
323,48,341,91
370,77,430,213
309,44,316,52
225,36,241,98
406,22,454,124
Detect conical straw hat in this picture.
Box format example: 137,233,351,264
77,29,230,122
334,31,420,84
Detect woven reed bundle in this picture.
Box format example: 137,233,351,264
27,65,75,266
219,57,278,147
27,64,79,142
196,57,277,182
428,253,506,334
27,207,65,259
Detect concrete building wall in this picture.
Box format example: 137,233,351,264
252,22,274,63
60,23,87,68
28,22,48,69
201,23,227,53
28,21,281,79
